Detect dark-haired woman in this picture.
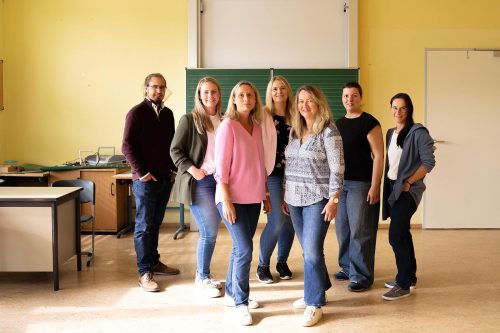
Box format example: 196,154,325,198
382,93,435,301
334,81,383,292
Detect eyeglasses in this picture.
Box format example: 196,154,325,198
148,85,166,91
392,106,408,112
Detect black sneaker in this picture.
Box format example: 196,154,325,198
382,285,411,301
333,270,349,281
256,265,274,284
276,262,293,280
348,281,368,292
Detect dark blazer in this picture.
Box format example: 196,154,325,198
170,113,208,205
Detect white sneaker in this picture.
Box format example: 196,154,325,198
293,296,328,309
223,295,260,309
195,277,222,298
293,298,307,309
207,275,223,289
237,305,253,326
300,306,323,327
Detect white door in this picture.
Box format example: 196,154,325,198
424,50,500,228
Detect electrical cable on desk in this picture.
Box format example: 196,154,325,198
62,158,82,166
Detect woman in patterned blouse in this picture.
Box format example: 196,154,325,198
283,85,344,327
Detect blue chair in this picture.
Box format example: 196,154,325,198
53,179,95,266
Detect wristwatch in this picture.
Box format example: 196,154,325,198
330,197,339,204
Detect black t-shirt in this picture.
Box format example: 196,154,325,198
270,115,291,177
336,112,380,181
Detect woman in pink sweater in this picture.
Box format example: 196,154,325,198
214,81,271,326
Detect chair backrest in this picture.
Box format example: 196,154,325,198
52,179,95,204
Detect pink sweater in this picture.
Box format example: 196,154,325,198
214,118,267,205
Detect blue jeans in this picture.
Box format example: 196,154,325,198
217,203,261,306
133,178,172,276
335,180,380,287
259,175,295,267
289,199,331,307
190,175,221,280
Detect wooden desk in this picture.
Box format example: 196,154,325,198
0,171,49,186
0,187,82,291
46,167,129,233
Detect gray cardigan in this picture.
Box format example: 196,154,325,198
170,113,208,205
382,124,436,220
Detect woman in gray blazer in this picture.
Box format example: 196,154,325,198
170,77,223,298
382,93,435,301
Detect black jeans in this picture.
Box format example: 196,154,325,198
388,185,418,290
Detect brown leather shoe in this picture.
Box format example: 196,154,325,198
138,272,160,292
153,261,180,275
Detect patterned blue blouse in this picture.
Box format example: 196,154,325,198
284,122,344,207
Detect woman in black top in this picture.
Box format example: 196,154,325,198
257,76,296,283
333,82,384,292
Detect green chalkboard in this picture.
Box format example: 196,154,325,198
185,69,270,114
186,68,359,120
273,68,359,120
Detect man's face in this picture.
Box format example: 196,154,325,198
145,76,166,103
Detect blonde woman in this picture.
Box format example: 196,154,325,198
215,81,271,326
257,76,296,283
170,77,223,298
283,85,344,327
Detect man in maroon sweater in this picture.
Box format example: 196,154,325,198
122,73,179,292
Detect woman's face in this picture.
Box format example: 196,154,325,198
391,98,408,126
233,84,256,114
271,80,288,104
199,82,220,115
297,90,319,122
342,87,362,113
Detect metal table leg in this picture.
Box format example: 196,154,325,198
173,203,187,240
117,181,133,238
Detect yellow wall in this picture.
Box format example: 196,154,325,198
2,0,187,165
359,0,500,224
0,0,5,162
3,0,500,224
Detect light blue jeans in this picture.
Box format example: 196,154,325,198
335,180,380,287
288,199,331,307
259,175,295,267
217,203,261,307
190,175,221,280
133,178,172,276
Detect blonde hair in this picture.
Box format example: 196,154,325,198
265,76,294,125
291,85,332,139
225,81,263,124
192,77,222,134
